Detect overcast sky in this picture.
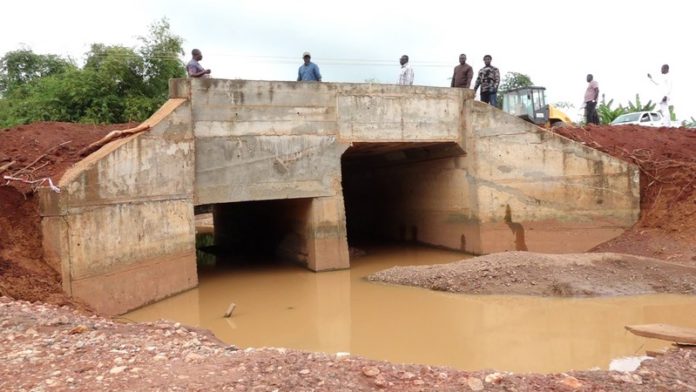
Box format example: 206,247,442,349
3,0,693,121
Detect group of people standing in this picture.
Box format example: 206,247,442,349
583,64,672,126
186,48,501,105
292,51,501,107
186,49,672,126
392,53,501,107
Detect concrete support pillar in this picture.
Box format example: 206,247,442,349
306,195,350,271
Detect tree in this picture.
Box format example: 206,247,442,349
0,48,75,97
0,18,185,127
138,19,186,100
498,72,533,92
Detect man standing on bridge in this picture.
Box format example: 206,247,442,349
473,55,500,106
187,49,211,78
451,54,473,89
584,74,600,125
398,55,414,86
297,52,322,82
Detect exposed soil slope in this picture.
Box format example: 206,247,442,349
552,125,696,263
0,122,135,307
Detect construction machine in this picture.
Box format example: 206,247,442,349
500,86,573,128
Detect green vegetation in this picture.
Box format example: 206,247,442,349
0,19,185,128
596,95,625,124
498,72,533,93
682,116,696,127
596,93,661,125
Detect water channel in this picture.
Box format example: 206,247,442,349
125,244,696,373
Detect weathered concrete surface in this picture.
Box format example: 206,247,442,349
467,101,639,253
175,79,468,272
40,99,197,315
179,80,468,206
39,78,639,314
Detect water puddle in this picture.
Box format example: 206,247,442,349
125,244,696,373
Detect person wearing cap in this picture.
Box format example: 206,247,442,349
297,52,322,82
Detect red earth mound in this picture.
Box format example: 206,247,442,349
0,122,136,308
553,124,696,262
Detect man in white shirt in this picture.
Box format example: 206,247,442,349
398,55,414,86
648,64,672,126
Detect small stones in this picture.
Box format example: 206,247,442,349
69,325,89,334
485,372,505,384
467,377,484,391
362,366,381,377
109,365,127,374
398,371,415,380
185,352,204,362
153,353,167,361
612,373,643,385
559,375,582,389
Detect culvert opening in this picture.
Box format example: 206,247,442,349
341,142,467,249
202,198,312,267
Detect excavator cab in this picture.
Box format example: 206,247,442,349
501,86,549,125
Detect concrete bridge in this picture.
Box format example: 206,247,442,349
39,79,639,315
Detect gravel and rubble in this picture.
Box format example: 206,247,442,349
2,296,696,391
368,252,696,296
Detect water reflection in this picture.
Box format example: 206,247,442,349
125,244,696,373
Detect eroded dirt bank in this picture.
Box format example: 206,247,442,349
3,297,696,391
0,122,134,308
553,125,696,263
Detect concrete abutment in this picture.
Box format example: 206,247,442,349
39,79,639,314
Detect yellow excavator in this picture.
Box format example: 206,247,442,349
500,86,573,128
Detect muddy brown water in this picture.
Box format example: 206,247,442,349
125,244,696,373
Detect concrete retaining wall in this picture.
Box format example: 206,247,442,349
468,101,640,253
40,99,197,315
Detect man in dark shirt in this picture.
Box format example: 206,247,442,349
473,55,500,106
451,54,473,89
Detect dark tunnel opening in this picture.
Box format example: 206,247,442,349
196,198,313,268
341,142,467,249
